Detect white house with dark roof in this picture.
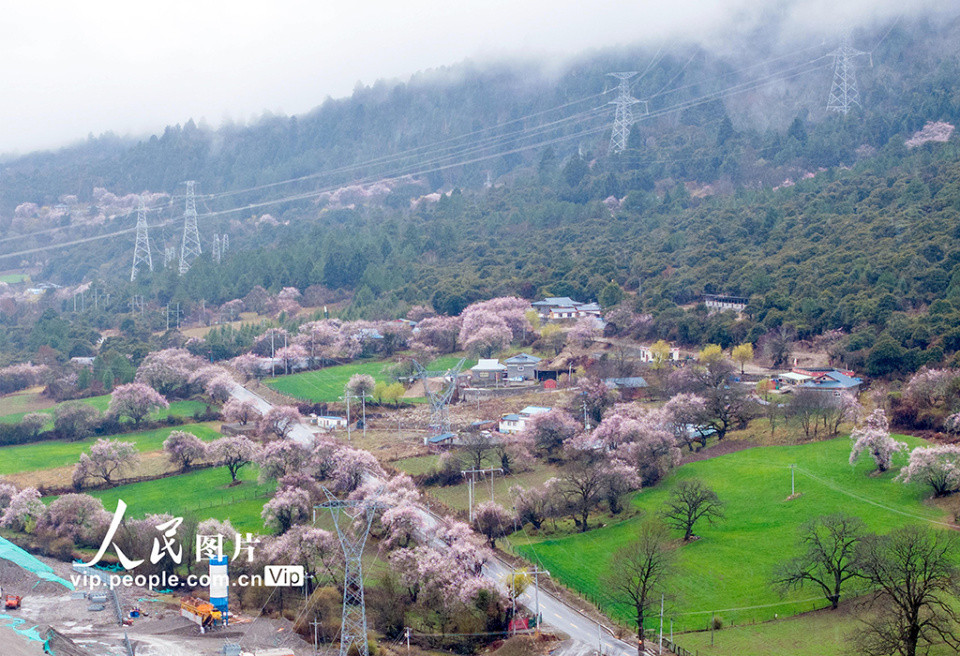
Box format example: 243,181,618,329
499,405,551,434
531,297,602,320
504,353,541,381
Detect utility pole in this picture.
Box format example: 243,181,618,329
826,33,870,115
607,72,646,154
525,566,549,635
405,627,411,655
310,619,321,655
791,463,796,496
340,391,354,441
131,196,153,281
659,593,664,655
461,467,503,522
178,180,202,275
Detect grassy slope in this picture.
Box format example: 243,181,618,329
0,273,28,283
512,435,945,633
0,423,221,475
0,393,209,426
83,465,273,535
265,355,477,403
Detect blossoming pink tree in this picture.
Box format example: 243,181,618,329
412,315,461,354
257,405,302,440
211,436,260,483
222,398,260,425
163,431,208,471
897,445,960,496
107,383,169,425
256,440,310,483
473,501,515,547
0,487,47,532
135,348,205,397
849,409,907,473
73,439,141,488
41,493,110,547
663,393,711,451
523,408,580,455
569,316,603,347
261,487,311,534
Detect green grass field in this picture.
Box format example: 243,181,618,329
0,395,209,427
0,273,28,284
265,355,477,403
0,423,221,475
81,465,273,535
512,435,946,633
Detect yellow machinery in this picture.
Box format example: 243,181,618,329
180,596,223,631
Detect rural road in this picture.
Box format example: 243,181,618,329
227,382,656,656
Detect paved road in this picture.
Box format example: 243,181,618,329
227,382,656,656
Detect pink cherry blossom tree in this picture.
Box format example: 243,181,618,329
263,524,342,587
276,344,307,375
257,440,310,483
461,319,512,358
296,320,347,365
73,439,141,488
0,487,46,532
222,398,260,425
555,449,640,531
135,348,205,397
569,316,603,347
0,483,17,511
897,445,960,497
107,383,169,425
663,393,711,451
41,493,110,547
849,409,907,473
232,353,264,381
54,401,101,441
204,374,235,404
903,368,959,409
251,328,290,357
380,503,427,550
330,448,385,494
211,436,260,483
413,315,461,354
261,487,311,534
523,408,580,455
510,484,552,530
257,405,302,440
163,431,208,471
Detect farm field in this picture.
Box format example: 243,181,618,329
265,354,476,403
511,435,945,633
0,423,221,475
0,393,209,427
80,465,273,535
0,273,28,283
0,388,56,417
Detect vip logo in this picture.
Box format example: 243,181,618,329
264,565,305,587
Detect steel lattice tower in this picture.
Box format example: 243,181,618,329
213,234,221,264
130,197,153,282
413,357,466,436
163,247,176,268
221,234,229,254
826,34,869,115
178,181,202,275
607,72,643,154
317,490,387,656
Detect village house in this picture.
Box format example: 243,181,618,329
499,405,551,434
469,359,507,387
530,297,602,320
794,368,863,396
702,294,749,314
638,344,680,363
504,353,541,382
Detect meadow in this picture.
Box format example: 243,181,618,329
0,423,221,475
82,465,273,535
511,435,947,634
265,354,476,403
0,391,209,427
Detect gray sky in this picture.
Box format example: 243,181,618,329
0,0,936,155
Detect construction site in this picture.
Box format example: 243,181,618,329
0,550,315,656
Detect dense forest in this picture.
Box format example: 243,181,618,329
2,13,960,376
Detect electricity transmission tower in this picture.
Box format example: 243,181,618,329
163,247,176,268
315,489,387,656
826,34,870,115
130,197,153,281
413,358,466,436
607,72,645,154
178,181,202,275
213,234,221,264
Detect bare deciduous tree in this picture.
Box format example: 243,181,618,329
773,513,866,609
660,479,724,541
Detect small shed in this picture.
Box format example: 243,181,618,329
603,376,649,400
